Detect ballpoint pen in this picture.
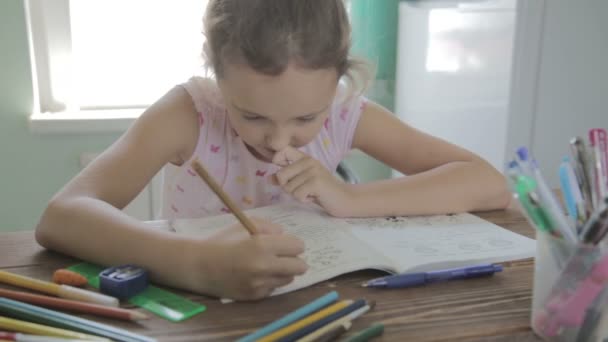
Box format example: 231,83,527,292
362,264,502,288
559,156,587,231
570,137,596,215
531,159,578,243
590,128,608,203
580,204,608,245
515,147,577,243
513,174,559,237
559,157,583,230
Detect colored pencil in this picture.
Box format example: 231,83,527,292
277,299,367,342
0,288,147,321
310,322,351,342
296,302,374,342
0,331,91,341
0,316,108,341
238,291,339,342
0,270,118,307
258,300,353,342
0,298,155,342
192,160,258,235
344,323,384,342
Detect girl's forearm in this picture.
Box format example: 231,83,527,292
345,160,511,217
35,197,201,291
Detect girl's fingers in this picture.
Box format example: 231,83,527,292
249,217,283,234
282,168,315,194
269,257,309,277
245,276,294,300
265,276,296,289
272,146,307,167
292,178,318,203
259,234,306,256
274,159,313,186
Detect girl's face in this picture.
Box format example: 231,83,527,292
218,63,338,162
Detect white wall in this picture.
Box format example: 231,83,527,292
521,0,608,187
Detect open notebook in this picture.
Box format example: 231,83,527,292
168,204,536,296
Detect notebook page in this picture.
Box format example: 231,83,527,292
346,213,536,273
171,204,391,295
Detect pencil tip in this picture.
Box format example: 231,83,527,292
131,311,150,320
361,283,368,288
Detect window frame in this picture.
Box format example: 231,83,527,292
26,0,172,133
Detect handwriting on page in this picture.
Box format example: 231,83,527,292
347,213,536,273
265,209,388,295
171,204,388,295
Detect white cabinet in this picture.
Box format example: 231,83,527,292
394,0,517,174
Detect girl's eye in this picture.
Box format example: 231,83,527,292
243,114,263,121
297,115,316,123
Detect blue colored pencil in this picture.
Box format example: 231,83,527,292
277,299,367,342
0,298,155,342
237,291,339,342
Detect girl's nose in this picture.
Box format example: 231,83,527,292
265,129,290,152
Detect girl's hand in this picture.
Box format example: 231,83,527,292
190,217,308,300
271,146,354,217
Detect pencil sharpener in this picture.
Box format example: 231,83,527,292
99,265,148,300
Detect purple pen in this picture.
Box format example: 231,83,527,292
362,264,503,289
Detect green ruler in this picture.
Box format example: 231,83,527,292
68,263,206,322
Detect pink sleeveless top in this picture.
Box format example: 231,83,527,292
160,77,366,220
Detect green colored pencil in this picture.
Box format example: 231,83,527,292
344,323,384,342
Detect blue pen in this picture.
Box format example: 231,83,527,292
362,264,503,289
560,156,587,230
237,291,338,342
559,157,578,222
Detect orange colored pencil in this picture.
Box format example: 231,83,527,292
0,288,148,321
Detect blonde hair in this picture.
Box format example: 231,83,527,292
202,0,373,97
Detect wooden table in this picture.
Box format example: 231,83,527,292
0,206,541,342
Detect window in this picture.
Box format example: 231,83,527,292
27,0,207,131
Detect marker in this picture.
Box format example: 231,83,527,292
362,264,502,288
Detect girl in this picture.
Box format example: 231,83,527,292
36,0,511,300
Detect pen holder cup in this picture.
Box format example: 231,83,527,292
531,232,608,341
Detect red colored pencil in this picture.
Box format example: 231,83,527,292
0,288,148,321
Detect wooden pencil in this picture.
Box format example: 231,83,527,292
0,298,155,342
0,270,118,307
296,301,374,342
191,159,258,235
0,330,94,341
0,316,109,341
0,288,148,321
258,300,353,342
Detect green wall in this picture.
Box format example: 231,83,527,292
345,0,400,181
0,0,398,232
350,0,399,111
0,1,121,231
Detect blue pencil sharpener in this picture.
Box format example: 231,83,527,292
99,264,148,300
